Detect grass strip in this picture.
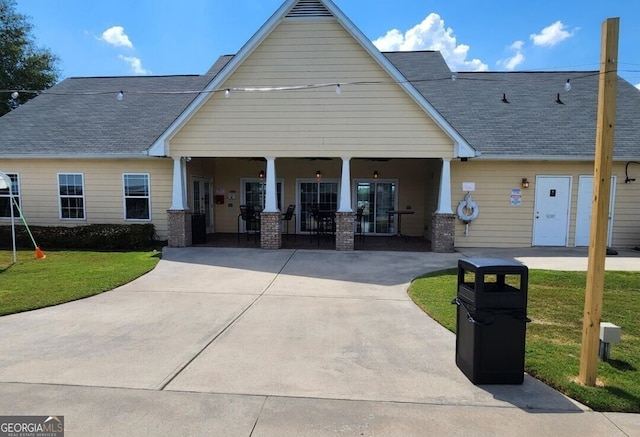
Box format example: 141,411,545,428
408,269,640,412
0,250,160,316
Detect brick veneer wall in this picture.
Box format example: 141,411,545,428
335,212,355,251
431,213,456,253
260,212,282,249
167,210,192,247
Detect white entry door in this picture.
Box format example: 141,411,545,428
533,176,572,246
575,175,616,247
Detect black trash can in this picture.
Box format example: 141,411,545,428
191,213,207,244
453,258,529,384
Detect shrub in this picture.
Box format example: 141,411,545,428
0,224,158,250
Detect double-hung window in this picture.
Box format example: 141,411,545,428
123,173,151,220
58,173,85,219
0,173,20,218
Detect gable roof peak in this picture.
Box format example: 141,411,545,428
150,0,476,158
286,0,333,18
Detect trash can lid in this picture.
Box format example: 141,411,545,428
459,257,527,269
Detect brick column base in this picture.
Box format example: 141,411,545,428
260,212,282,249
431,213,456,253
335,212,355,251
167,210,192,247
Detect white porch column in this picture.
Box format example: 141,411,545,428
337,157,353,212
263,157,278,212
436,158,453,214
170,157,188,210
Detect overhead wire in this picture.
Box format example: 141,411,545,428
0,68,636,98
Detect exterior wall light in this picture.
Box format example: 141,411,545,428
521,178,530,189
316,170,322,179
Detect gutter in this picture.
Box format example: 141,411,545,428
0,153,159,160
474,154,640,162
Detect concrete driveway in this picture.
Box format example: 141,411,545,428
0,247,638,436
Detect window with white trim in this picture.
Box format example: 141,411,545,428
123,173,151,220
0,173,20,218
58,173,85,219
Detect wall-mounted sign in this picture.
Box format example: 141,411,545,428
510,188,522,206
462,182,476,192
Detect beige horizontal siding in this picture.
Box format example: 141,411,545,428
1,159,173,241
451,161,640,248
610,170,640,248
171,19,453,158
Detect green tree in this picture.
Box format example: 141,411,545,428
0,0,59,116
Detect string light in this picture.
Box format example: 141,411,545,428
0,68,631,100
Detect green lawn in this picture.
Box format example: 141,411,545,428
0,250,160,316
408,269,640,412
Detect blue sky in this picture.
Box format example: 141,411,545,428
15,0,640,88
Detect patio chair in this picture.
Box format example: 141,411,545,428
238,205,260,243
355,204,365,243
281,204,296,241
310,204,335,245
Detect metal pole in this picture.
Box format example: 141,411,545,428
11,197,38,249
0,172,17,264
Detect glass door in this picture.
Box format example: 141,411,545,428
355,180,397,235
240,178,283,232
192,177,213,233
298,180,339,233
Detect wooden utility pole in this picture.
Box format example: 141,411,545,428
578,17,619,386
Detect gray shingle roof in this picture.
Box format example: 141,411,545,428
385,51,640,159
1,51,638,160
0,56,232,157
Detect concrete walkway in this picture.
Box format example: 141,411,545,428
0,247,638,436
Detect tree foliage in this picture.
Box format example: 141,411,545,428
0,0,59,116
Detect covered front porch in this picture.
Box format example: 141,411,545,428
166,156,457,252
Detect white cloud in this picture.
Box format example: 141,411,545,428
373,13,488,72
118,55,151,75
636,83,640,90
497,40,525,71
101,26,134,48
509,40,524,51
530,21,574,47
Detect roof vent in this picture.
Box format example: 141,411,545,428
286,0,333,18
